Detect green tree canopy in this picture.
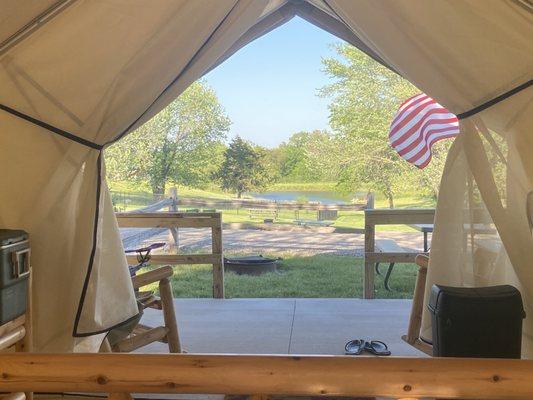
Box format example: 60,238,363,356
215,136,272,198
272,130,339,183
105,81,230,194
320,43,450,206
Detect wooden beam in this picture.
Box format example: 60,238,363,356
405,260,428,345
401,335,433,356
0,354,533,399
131,265,173,289
113,327,168,353
365,208,436,225
365,208,435,225
1,392,25,400
126,254,221,266
116,212,220,229
118,211,224,299
107,393,132,400
364,252,428,263
211,214,224,299
363,221,375,299
159,278,181,353
0,316,25,338
0,326,25,351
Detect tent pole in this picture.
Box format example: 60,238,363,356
0,0,78,57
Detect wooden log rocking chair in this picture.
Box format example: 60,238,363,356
402,254,432,356
102,243,181,353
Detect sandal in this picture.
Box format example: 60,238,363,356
344,339,365,355
364,340,391,356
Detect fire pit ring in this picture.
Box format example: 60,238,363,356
223,255,280,276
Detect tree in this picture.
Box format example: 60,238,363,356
414,141,451,200
215,136,271,198
320,44,420,208
105,81,230,194
275,130,339,183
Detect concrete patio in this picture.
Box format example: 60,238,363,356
139,298,427,357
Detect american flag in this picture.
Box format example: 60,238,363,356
389,93,459,169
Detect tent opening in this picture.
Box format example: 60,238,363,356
0,0,530,362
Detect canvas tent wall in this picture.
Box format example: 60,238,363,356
0,0,531,353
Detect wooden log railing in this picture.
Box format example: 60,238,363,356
1,353,533,399
364,208,435,299
116,212,224,298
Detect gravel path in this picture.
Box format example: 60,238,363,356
121,227,429,257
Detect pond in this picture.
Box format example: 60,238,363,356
247,190,356,204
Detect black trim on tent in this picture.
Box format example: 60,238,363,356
71,151,102,337
206,2,298,75
295,1,398,74
108,0,402,145
107,1,240,146
457,79,532,120
71,151,141,337
0,104,103,150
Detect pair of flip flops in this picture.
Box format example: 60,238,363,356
345,339,391,356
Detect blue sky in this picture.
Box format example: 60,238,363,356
203,17,343,148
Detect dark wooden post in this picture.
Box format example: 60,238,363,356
366,192,375,210
212,213,224,298
363,192,375,299
364,211,375,299
168,187,179,250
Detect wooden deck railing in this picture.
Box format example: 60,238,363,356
1,353,533,399
116,212,224,298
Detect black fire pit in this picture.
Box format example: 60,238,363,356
224,255,280,275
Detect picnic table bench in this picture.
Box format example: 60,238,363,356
249,208,278,220
294,219,333,227
374,239,409,291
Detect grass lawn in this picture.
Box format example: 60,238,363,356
220,208,428,232
141,254,417,299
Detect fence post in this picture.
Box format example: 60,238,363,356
212,213,224,299
366,192,375,210
363,214,375,299
168,187,179,250
364,192,375,299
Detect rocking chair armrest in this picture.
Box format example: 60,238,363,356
132,265,174,289
415,254,429,269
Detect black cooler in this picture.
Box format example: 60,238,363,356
428,284,525,358
0,229,30,325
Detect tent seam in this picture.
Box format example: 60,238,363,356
0,104,102,150
104,0,241,147
456,79,532,120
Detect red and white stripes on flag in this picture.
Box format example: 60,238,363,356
389,93,459,169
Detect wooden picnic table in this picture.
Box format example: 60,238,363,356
409,223,433,252
364,209,435,299
409,223,498,253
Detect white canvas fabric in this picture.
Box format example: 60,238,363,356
325,0,533,354
0,0,531,354
0,0,274,351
